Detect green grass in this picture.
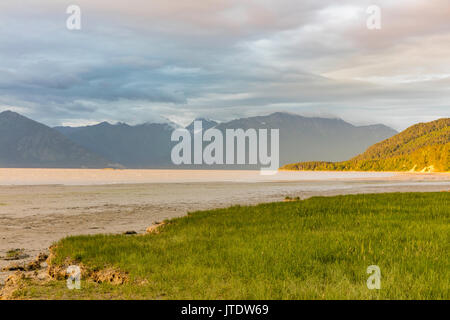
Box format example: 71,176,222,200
17,192,450,300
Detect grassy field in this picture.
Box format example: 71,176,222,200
15,192,450,300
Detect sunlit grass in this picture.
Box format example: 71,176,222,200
19,192,449,300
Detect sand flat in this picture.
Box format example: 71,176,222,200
0,168,400,185
0,169,449,283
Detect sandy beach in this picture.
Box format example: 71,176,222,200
0,169,449,284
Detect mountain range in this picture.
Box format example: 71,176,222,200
0,111,113,168
54,121,177,168
281,118,449,172
0,110,398,168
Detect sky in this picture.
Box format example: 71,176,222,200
0,0,449,130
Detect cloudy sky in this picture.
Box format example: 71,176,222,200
0,0,449,130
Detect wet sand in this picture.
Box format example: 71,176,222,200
0,168,400,185
0,169,449,283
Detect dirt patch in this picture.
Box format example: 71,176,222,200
48,263,129,285
47,246,129,285
2,252,48,272
145,221,166,234
91,268,128,285
0,247,129,299
0,272,26,300
0,252,50,300
283,196,301,202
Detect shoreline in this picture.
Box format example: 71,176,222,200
1,171,449,285
0,168,449,186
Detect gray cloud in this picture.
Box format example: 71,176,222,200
0,0,449,130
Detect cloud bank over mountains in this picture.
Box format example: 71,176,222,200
0,0,449,130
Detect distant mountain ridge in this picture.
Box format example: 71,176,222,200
54,121,176,168
1,110,398,168
56,112,396,168
214,112,397,166
0,111,113,168
185,118,218,133
281,118,449,172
